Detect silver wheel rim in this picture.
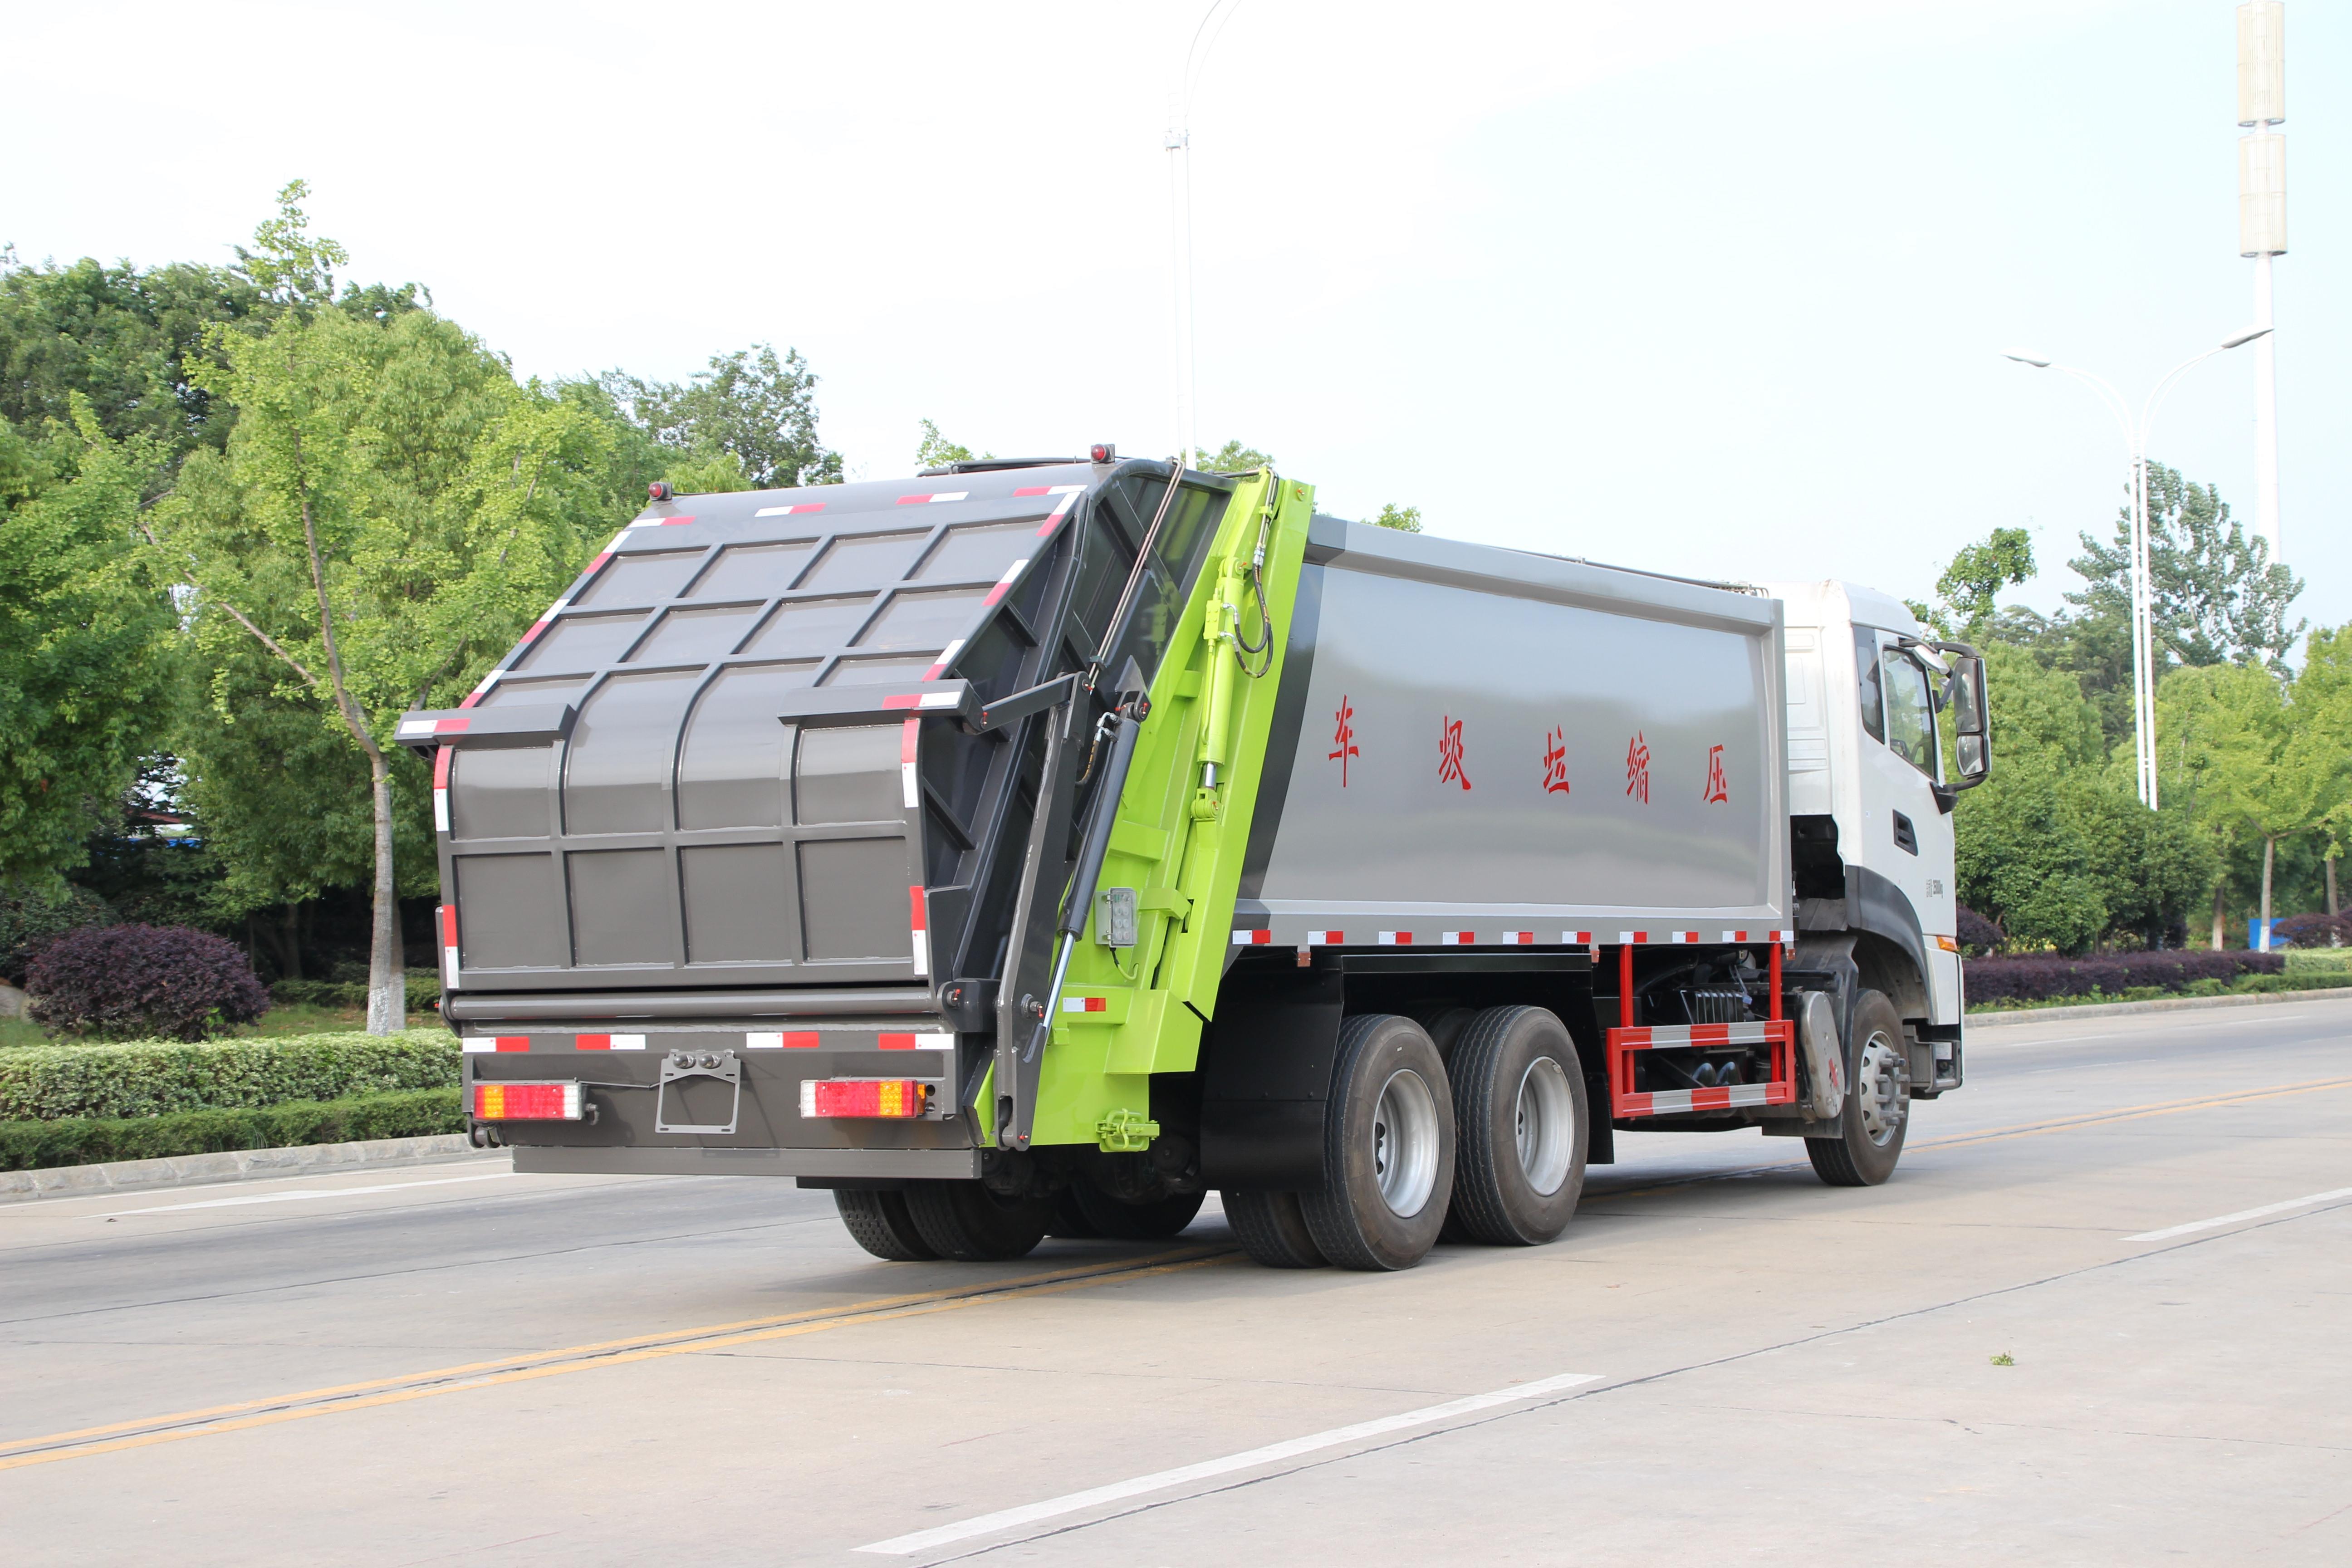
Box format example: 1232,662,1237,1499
1514,1055,1577,1196
1371,1068,1441,1218
1856,1029,1910,1146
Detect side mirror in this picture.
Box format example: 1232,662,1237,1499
1945,650,1989,787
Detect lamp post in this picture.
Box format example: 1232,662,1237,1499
2237,3,2287,557
1164,0,1248,471
2003,327,2273,809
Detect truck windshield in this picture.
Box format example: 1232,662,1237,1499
1881,651,1938,778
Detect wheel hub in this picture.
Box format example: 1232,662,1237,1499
1371,1068,1441,1218
1512,1056,1577,1196
1856,1031,1911,1145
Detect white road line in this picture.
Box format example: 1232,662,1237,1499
856,1370,1602,1555
2125,1186,2352,1243
103,1171,520,1217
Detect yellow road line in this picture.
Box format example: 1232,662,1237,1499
0,1246,1238,1474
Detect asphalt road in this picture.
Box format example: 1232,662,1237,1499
4,998,2348,1565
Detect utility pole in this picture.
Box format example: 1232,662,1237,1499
2238,3,2286,557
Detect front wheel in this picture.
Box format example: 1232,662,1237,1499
1299,1014,1456,1271
1806,989,1911,1187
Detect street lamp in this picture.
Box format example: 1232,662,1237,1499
2002,327,2273,809
1165,0,1248,471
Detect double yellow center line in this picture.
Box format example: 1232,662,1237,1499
0,1245,1237,1473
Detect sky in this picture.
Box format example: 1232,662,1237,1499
5,0,2342,627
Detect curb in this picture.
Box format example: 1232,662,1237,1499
0,1132,496,1204
1967,985,2352,1029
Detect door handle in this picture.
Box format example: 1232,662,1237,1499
1892,810,1918,856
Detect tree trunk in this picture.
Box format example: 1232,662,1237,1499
281,902,303,981
363,750,405,1035
2328,856,2340,923
2211,883,2227,951
2259,836,2276,953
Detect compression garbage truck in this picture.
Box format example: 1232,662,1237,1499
399,451,1991,1271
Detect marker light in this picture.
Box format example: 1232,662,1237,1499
1089,443,1116,464
648,480,674,501
799,1079,931,1118
473,1082,584,1121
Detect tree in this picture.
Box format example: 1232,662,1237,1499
151,197,625,1032
1930,527,2034,640
0,398,181,883
2156,660,2343,950
1203,440,1272,472
916,419,982,470
1953,645,2111,951
2068,462,2304,672
1368,503,1423,534
603,343,841,490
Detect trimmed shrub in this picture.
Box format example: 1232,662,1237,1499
1956,905,2004,953
2272,913,2352,949
0,1088,465,1171
1965,950,2284,1005
0,1031,461,1122
26,923,271,1041
0,884,115,987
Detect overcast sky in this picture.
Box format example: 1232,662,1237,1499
5,1,2342,628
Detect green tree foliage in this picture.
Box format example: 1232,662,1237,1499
916,419,982,470
1368,502,1423,533
0,400,181,882
1931,527,2034,639
1203,440,1272,472
603,343,841,491
2068,463,2304,671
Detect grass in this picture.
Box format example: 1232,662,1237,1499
1966,967,2352,1015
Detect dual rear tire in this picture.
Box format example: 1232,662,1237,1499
1224,1007,1588,1272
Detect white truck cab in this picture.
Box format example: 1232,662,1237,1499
1769,580,1988,1102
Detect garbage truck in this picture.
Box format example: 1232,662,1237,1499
399,451,1990,1272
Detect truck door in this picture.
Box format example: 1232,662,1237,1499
1852,628,1958,1015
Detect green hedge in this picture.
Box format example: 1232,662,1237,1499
270,973,443,1013
0,1031,461,1122
0,1088,465,1171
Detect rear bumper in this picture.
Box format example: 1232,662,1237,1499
511,1145,984,1180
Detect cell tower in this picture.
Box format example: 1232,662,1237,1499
2237,3,2286,557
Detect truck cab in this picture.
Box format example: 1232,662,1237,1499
1771,580,1986,1102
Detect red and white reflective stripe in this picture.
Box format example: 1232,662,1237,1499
1379,931,1414,946
1014,483,1087,498
1669,931,1700,944
626,514,697,529
1507,931,1536,944
1562,930,1594,944
1306,930,1346,945
1619,1082,1784,1115
897,490,969,505
879,691,961,711
579,549,612,579
1232,929,1273,945
397,715,473,741
459,670,500,710
440,904,460,990
1612,1021,1779,1048
900,719,921,808
1776,928,1797,946
1061,995,1109,1013
1439,931,1477,946
573,1033,647,1050
754,502,826,517
909,886,928,975
432,748,452,833
461,1035,534,1054
1617,931,1649,945
922,638,967,680
747,1031,821,1049
982,559,1029,607
1032,486,1085,535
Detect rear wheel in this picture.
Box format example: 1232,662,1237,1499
1071,1181,1205,1239
1046,1187,1100,1239
1221,1189,1327,1268
1806,989,1910,1187
1447,1006,1588,1245
902,1180,1052,1260
834,1189,938,1261
1299,1014,1455,1271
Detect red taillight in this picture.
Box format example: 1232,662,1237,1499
799,1079,930,1119
472,1082,583,1121
1089,442,1115,464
